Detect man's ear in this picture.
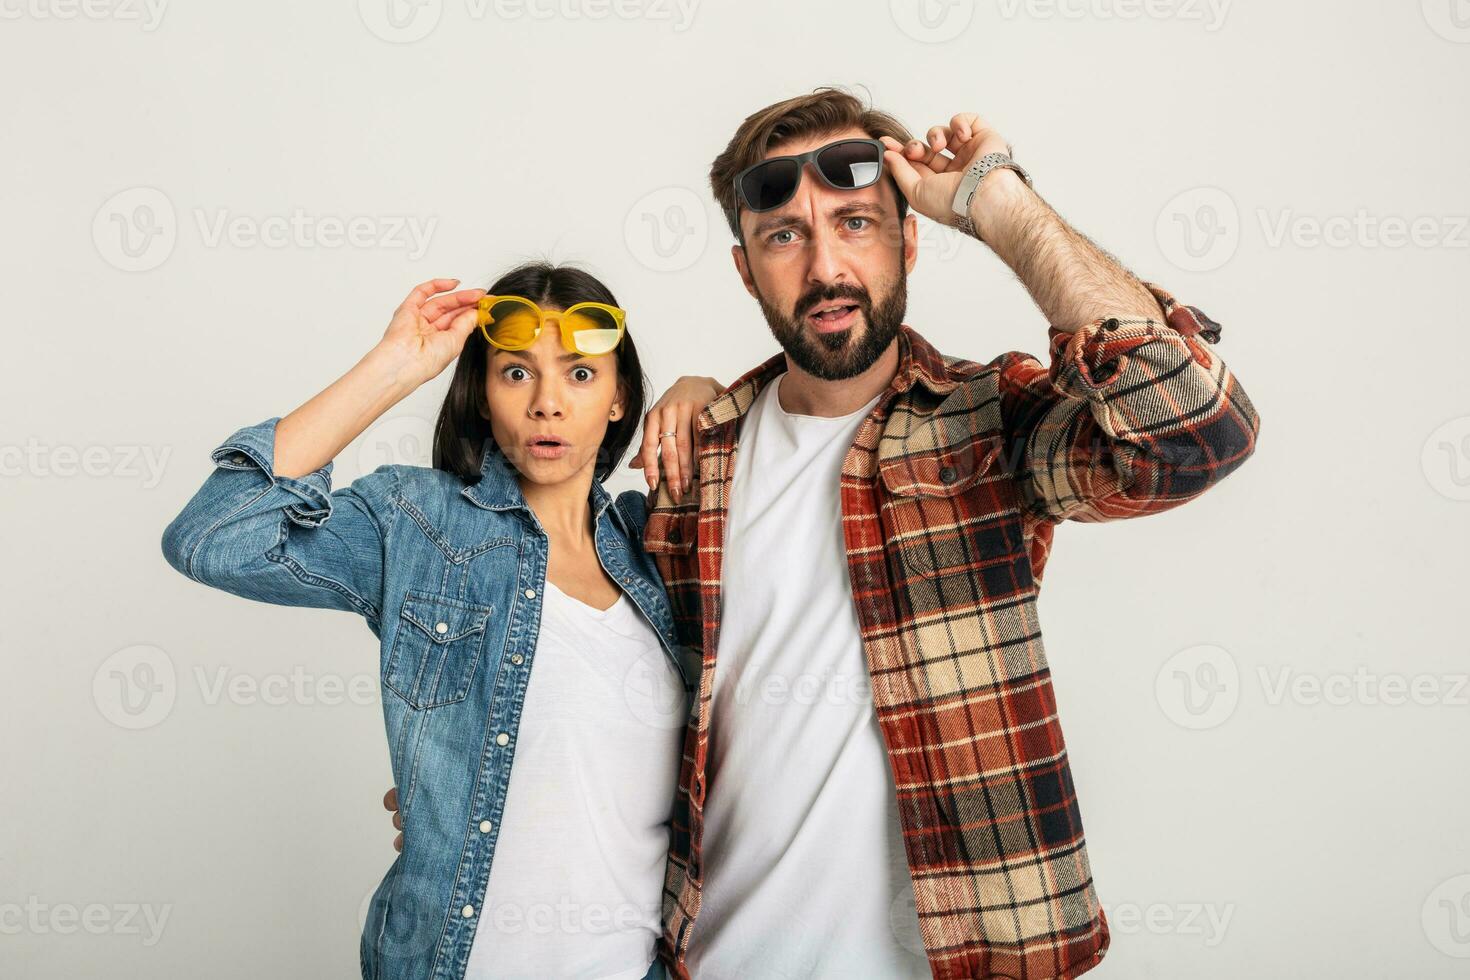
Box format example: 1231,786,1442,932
902,212,919,275
732,243,759,300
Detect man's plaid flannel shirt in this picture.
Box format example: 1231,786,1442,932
643,282,1261,979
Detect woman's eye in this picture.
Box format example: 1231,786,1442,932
503,366,530,382
571,366,595,383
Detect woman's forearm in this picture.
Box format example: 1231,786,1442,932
274,346,417,479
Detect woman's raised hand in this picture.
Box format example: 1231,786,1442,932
630,375,727,501
375,278,486,390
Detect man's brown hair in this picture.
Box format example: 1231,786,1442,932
709,86,914,240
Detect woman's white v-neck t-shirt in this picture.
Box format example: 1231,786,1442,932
464,577,686,980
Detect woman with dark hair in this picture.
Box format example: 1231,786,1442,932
161,263,720,980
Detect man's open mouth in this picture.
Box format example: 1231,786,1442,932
805,302,861,332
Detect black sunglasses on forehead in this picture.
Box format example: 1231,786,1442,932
732,137,888,214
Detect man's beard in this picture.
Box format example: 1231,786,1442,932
754,270,907,382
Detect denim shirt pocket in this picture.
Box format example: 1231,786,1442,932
383,589,495,709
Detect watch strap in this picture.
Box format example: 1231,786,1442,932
951,151,1032,239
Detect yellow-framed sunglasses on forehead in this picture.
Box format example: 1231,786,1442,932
476,295,627,357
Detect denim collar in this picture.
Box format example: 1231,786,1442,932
460,440,617,528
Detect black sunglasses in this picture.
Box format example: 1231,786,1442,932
732,138,887,214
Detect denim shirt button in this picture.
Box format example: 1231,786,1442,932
495,733,509,746
524,588,536,599
478,820,492,833
510,653,524,665
461,905,475,918
434,622,448,634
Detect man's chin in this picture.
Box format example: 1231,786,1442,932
806,316,866,351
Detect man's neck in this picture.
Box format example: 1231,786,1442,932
775,337,900,418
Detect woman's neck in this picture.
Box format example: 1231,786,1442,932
518,470,596,542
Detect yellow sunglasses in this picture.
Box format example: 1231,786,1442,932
476,295,627,357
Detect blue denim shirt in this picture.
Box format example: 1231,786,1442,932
160,416,691,980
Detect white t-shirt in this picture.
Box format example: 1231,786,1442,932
688,373,930,979
465,578,687,980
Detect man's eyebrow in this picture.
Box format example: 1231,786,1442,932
831,201,885,220
751,213,806,238
750,201,887,238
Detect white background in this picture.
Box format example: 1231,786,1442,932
3,0,1468,977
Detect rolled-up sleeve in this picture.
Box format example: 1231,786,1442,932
160,416,398,626
999,282,1261,523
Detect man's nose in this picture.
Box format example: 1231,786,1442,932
804,224,849,287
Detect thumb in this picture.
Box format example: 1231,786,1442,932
449,306,480,341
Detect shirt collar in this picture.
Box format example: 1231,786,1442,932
695,324,958,433
460,440,616,526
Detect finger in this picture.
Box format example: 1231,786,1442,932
426,304,469,332
658,407,684,502
428,305,480,339
383,787,397,811
925,127,963,173
883,148,925,203
925,126,950,159
636,410,662,488
674,402,695,493
421,287,485,322
401,279,460,312
394,833,403,852
950,113,981,142
393,811,403,830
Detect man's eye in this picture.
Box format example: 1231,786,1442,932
844,217,871,232
769,229,796,245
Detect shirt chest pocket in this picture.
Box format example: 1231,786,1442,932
383,590,495,709
878,399,1030,591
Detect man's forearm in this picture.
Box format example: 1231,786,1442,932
970,170,1163,332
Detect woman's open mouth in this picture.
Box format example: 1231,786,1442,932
806,302,860,333
526,435,569,460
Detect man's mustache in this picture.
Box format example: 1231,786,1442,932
793,285,871,321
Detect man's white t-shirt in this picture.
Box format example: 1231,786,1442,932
465,579,685,980
688,372,930,979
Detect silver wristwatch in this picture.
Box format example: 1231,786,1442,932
951,151,1032,240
